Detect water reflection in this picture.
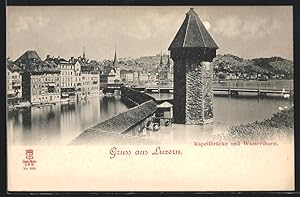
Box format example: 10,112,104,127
8,96,128,145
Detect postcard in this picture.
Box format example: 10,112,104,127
6,5,294,191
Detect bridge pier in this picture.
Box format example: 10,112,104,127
103,88,115,95
115,90,121,95
258,92,267,97
229,90,239,96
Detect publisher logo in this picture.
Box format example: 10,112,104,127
22,149,37,170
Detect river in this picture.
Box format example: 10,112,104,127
7,80,294,145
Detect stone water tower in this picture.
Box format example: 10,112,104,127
168,8,219,124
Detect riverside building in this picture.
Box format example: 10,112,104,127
7,58,22,98
15,50,61,104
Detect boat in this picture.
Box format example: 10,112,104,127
15,101,31,109
283,94,290,99
152,89,159,93
153,123,160,131
8,105,16,111
60,98,69,105
68,93,76,103
137,128,147,137
61,93,70,104
258,76,268,81
7,94,18,101
32,103,52,108
104,93,114,97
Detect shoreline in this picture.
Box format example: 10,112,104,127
7,94,103,111
228,106,294,140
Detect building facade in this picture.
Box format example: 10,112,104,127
90,70,100,96
15,50,61,104
25,70,61,104
82,67,100,98
58,59,75,91
73,60,83,100
139,72,150,83
11,50,104,104
7,59,22,98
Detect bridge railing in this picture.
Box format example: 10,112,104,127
120,86,156,107
100,83,124,89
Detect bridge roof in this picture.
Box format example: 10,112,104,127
168,8,218,50
72,100,157,144
157,101,173,108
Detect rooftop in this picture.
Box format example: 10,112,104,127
168,8,219,50
157,101,173,108
14,50,60,73
15,50,41,64
7,59,21,72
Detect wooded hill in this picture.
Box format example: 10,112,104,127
106,53,293,79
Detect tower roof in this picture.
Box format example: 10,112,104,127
15,50,41,64
168,8,218,50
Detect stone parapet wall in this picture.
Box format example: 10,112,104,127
186,63,204,124
185,61,214,124
202,62,214,122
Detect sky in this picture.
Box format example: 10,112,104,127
7,6,293,61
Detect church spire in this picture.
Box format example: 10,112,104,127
83,47,86,59
113,47,118,67
168,8,218,50
159,50,163,67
